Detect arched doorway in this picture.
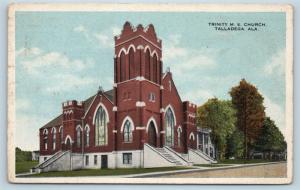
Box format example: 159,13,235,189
148,121,157,147
65,138,71,150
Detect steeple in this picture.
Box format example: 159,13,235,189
114,21,162,85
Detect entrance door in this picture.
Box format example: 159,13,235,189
65,138,71,150
148,121,157,147
101,155,108,169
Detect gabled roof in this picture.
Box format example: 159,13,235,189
104,89,113,102
40,89,114,129
41,114,63,129
162,72,182,103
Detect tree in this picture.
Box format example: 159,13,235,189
197,98,236,160
225,129,244,159
15,147,32,162
255,117,287,160
229,79,265,159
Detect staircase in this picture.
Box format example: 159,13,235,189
189,149,217,164
155,148,183,166
31,150,70,173
144,144,190,167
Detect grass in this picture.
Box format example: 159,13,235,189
21,167,190,177
194,164,229,167
16,161,39,174
219,159,277,164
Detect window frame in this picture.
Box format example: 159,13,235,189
123,120,133,143
85,155,89,166
123,153,132,165
94,155,97,165
95,106,108,146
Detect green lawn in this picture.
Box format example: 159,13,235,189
194,164,230,167
16,161,39,174
21,167,190,177
219,159,277,164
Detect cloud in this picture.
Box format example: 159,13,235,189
17,47,97,95
16,113,47,151
20,51,88,75
74,25,87,33
74,24,121,48
94,33,112,48
182,89,214,105
16,98,31,112
163,34,217,77
44,74,98,93
111,26,121,36
163,34,188,61
73,25,90,39
16,47,43,57
263,94,286,138
264,48,285,76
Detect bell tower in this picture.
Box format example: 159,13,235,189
113,22,163,150
114,21,162,84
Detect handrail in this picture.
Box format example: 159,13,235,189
34,150,70,169
34,150,62,169
164,146,189,164
144,144,177,164
189,148,215,162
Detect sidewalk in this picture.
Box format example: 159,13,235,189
121,161,286,178
15,161,285,178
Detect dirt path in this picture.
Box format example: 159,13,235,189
159,163,287,178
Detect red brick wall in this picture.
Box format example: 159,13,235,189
39,22,198,156
82,93,114,153
161,73,186,153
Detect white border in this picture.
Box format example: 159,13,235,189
7,3,293,184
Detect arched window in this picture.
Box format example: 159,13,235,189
43,129,48,150
153,54,157,83
76,126,81,148
177,127,182,147
129,48,134,79
123,120,133,142
95,106,108,146
145,49,150,80
189,132,195,141
60,127,64,144
165,107,175,146
52,127,56,150
120,52,126,82
85,125,90,147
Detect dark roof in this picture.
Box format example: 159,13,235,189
103,89,113,102
41,114,63,129
83,94,97,111
41,89,114,129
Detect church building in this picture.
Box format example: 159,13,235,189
35,22,215,172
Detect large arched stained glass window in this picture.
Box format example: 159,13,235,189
95,106,108,146
165,108,175,146
123,120,133,142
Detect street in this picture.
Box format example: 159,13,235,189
158,163,287,178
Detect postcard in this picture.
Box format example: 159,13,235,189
7,3,293,184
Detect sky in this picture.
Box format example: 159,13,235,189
15,12,286,151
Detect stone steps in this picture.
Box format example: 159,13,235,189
155,147,183,166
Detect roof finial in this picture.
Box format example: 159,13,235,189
98,85,104,93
